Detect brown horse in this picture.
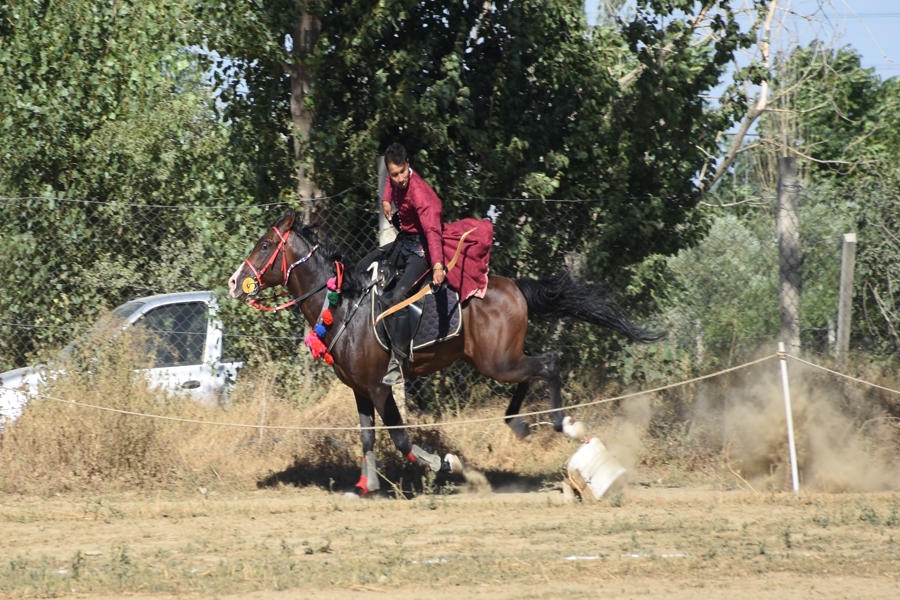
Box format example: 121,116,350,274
228,210,660,494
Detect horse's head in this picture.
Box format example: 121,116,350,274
228,210,321,303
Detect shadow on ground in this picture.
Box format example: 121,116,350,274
258,459,558,497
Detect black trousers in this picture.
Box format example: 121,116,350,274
358,238,429,305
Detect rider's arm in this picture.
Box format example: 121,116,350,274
413,189,445,269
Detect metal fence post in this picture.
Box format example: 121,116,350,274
836,233,857,367
777,157,801,353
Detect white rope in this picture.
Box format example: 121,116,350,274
8,354,779,431
786,355,900,397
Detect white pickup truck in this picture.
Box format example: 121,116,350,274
0,291,242,427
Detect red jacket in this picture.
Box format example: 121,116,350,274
383,170,493,300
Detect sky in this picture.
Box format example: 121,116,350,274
585,0,900,81
817,0,900,79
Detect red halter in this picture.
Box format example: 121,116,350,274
243,226,320,312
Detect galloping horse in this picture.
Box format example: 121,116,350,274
228,210,659,494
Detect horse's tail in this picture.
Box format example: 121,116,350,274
514,272,664,343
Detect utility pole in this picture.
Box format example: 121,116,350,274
777,157,801,353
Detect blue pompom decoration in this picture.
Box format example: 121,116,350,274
314,324,327,338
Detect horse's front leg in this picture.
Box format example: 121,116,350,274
376,385,462,474
353,391,381,495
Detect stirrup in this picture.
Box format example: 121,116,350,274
381,356,404,386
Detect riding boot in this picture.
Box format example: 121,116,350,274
382,309,411,386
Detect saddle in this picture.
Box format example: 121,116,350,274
367,262,462,356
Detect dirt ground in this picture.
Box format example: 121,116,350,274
2,480,900,599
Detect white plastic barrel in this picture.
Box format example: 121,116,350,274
567,437,627,500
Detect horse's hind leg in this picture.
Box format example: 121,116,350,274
539,351,586,439
506,382,532,439
538,351,565,433
353,391,380,495
482,350,583,439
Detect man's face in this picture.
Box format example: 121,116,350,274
387,160,410,190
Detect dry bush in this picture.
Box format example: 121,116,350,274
0,327,190,493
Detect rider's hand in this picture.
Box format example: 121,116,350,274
382,201,393,222
432,263,446,286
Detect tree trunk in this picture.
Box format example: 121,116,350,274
287,10,321,222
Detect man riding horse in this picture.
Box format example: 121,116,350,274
359,143,492,385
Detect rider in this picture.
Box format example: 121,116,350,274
359,143,447,385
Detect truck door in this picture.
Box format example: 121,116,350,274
133,301,217,403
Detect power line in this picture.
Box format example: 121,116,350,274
0,182,370,210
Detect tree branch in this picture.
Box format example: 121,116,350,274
701,0,780,191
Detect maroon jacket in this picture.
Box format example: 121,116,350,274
383,169,445,266
383,170,493,300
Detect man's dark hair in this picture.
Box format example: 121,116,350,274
384,143,408,167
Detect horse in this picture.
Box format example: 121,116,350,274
228,210,660,494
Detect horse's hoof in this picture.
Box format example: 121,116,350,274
508,418,531,440
443,453,464,475
562,416,586,440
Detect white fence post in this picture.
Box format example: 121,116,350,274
836,233,857,367
376,154,405,417
377,155,396,247
778,342,800,495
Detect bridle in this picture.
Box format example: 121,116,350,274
241,225,322,312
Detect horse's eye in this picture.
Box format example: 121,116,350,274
261,241,270,252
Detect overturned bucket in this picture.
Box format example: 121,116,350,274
567,437,627,500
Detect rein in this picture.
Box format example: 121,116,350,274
243,225,322,313
248,282,327,313
240,223,368,364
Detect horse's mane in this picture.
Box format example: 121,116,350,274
284,212,366,299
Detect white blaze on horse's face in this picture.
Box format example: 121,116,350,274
228,264,247,299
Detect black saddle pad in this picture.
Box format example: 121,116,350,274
372,286,463,353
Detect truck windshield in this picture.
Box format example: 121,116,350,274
60,301,146,357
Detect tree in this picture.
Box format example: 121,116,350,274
0,0,290,368
303,0,757,279
197,1,321,215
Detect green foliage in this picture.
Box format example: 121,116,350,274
305,0,755,280
655,214,779,364
0,0,199,195
777,43,881,174
0,1,300,369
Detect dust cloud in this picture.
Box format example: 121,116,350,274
603,394,653,473
592,360,899,493
713,363,900,492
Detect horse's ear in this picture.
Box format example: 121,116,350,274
281,210,297,232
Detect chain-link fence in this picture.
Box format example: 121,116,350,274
0,189,887,415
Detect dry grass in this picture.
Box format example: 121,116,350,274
1,487,900,598
2,337,899,498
